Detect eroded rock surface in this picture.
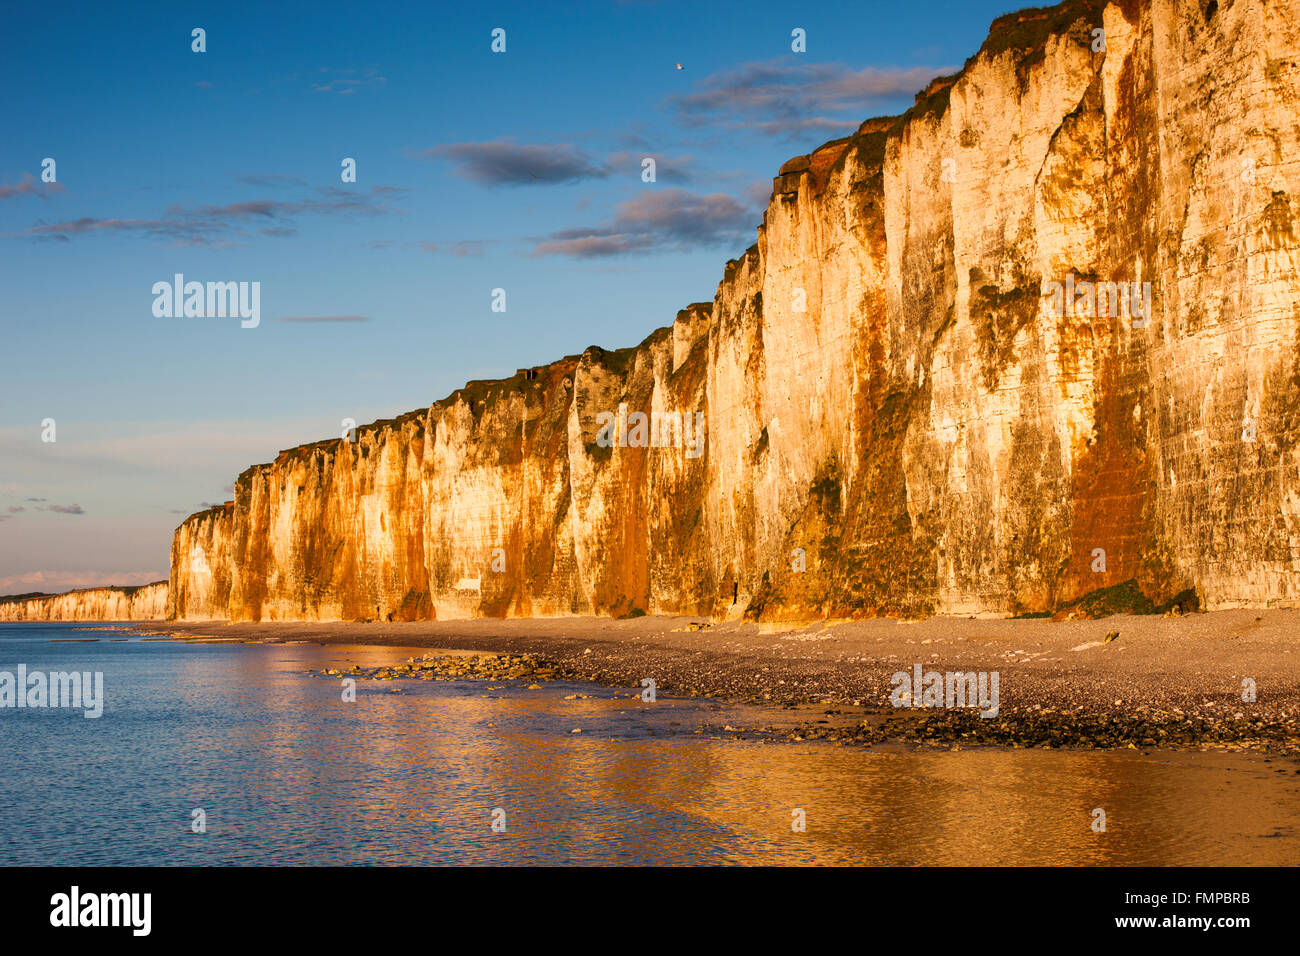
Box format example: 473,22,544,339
159,0,1300,622
0,582,168,621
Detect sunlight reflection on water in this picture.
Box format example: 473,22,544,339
1,624,1297,865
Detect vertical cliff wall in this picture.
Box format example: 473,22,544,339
171,0,1300,622
0,582,168,621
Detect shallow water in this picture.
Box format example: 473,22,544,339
1,622,1297,865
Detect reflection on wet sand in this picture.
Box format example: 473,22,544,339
1,633,1297,865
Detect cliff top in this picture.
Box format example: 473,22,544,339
0,581,168,602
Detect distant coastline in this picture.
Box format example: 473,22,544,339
0,582,167,621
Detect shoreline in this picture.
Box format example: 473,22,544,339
60,609,1300,756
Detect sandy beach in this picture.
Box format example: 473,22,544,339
97,609,1300,755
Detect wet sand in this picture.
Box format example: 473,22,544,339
102,609,1300,754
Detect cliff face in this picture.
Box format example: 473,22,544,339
0,582,168,621
170,0,1300,622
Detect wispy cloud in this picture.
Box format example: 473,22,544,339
18,186,408,245
310,66,387,95
421,139,702,187
363,238,495,256
412,240,494,256
531,188,755,258
45,503,85,514
1,173,66,200
237,173,308,187
272,315,371,323
605,151,698,184
667,59,947,139
424,140,609,186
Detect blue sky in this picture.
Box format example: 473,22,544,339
0,0,1023,593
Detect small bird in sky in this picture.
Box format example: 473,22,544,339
675,63,684,70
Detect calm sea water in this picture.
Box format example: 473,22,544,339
1,622,1298,865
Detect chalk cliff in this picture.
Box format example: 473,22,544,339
163,0,1300,622
0,582,168,621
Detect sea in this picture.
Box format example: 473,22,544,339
2,622,1298,865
